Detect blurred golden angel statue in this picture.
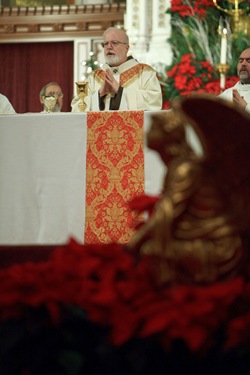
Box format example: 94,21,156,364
129,95,250,284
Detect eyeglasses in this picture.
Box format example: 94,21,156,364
101,40,127,48
45,91,64,98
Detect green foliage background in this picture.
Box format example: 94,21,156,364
167,2,250,76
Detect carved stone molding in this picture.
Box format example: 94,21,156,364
0,3,126,41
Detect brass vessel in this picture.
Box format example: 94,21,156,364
75,81,89,112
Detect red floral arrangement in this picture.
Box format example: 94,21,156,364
170,0,250,17
1,237,250,374
162,54,238,109
162,1,248,109
170,0,215,19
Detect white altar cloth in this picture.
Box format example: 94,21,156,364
0,112,166,244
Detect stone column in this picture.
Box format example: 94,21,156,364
125,0,151,63
148,0,172,66
125,0,172,66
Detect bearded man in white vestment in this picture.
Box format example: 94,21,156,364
71,27,163,112
219,48,250,112
0,93,16,114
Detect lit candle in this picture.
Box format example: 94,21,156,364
220,28,227,64
220,74,226,90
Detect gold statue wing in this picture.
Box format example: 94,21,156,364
174,94,250,233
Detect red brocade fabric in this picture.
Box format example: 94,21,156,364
84,111,144,244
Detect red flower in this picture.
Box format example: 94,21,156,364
162,100,171,109
226,75,238,88
174,75,188,90
128,194,159,214
164,53,238,100
167,65,178,78
170,0,216,19
226,313,250,349
1,238,250,354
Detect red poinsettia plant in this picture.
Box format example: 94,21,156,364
170,0,215,19
1,237,250,375
162,54,238,109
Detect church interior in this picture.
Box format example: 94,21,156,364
1,1,250,374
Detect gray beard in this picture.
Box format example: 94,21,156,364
105,55,121,66
239,71,250,83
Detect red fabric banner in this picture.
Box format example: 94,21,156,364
84,111,144,244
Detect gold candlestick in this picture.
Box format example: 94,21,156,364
213,0,247,34
75,81,89,112
217,63,230,91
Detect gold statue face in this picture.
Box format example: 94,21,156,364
147,111,186,158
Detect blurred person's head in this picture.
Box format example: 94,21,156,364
40,82,63,112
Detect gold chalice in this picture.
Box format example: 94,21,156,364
75,81,89,112
43,96,57,113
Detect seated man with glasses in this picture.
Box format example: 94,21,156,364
39,82,64,113
71,27,162,112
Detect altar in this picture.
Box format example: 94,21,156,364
0,111,166,245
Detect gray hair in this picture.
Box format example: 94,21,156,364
103,27,129,44
39,82,62,97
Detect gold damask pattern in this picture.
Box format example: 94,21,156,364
84,111,144,244
93,70,105,86
93,64,155,88
120,64,155,87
